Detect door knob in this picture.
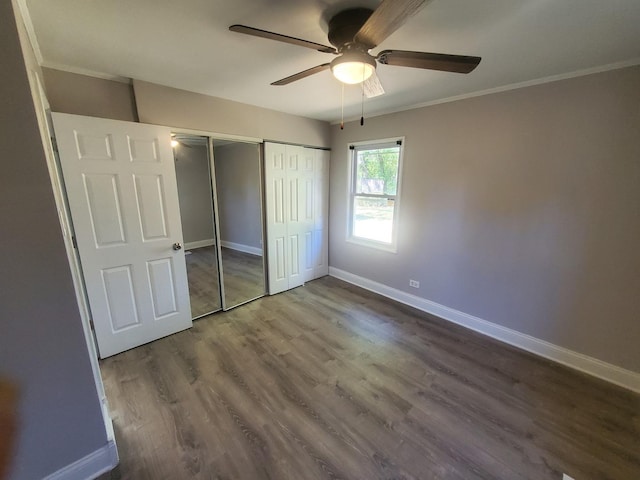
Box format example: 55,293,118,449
172,242,182,251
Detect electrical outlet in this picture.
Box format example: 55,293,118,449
409,279,420,288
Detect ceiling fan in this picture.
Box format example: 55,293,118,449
229,0,481,89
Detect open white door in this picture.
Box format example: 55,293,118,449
52,113,192,358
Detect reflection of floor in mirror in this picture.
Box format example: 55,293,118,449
220,246,265,308
185,246,265,317
185,246,221,318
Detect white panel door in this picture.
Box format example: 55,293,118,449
314,150,330,278
285,145,305,289
302,148,317,282
264,143,289,294
52,113,192,358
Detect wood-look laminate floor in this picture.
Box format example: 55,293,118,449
100,277,640,480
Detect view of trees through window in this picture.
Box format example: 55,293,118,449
351,144,401,245
356,147,399,195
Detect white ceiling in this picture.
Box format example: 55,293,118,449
24,0,640,123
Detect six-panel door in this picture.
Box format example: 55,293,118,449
52,113,192,358
265,142,329,294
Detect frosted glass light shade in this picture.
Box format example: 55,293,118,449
331,53,376,84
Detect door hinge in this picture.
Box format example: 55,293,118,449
71,235,78,249
89,319,95,331
51,136,59,153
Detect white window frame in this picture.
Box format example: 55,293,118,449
346,137,404,253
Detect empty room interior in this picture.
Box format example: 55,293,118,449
2,0,640,479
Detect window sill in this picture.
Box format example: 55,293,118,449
346,236,398,253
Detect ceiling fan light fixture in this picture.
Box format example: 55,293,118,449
330,52,376,84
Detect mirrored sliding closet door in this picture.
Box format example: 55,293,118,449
173,133,266,316
172,133,222,318
212,140,266,309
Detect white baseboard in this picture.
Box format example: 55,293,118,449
184,239,215,250
221,240,263,256
329,267,640,394
44,440,118,480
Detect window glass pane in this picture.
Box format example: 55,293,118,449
356,147,399,195
353,196,394,244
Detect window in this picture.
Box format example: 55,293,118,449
348,138,403,251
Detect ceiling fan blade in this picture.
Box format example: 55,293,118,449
354,0,431,49
271,63,331,86
377,50,481,73
230,25,337,54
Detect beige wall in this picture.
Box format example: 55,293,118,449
42,67,138,121
330,65,640,373
133,80,331,148
1,3,108,479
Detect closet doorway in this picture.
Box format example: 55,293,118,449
172,132,266,316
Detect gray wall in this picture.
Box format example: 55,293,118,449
330,65,640,373
42,67,138,121
1,2,109,479
133,80,331,148
174,142,216,246
214,142,263,250
41,73,331,148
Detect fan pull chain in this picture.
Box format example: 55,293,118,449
360,67,365,126
340,83,344,130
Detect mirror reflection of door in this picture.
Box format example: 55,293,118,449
173,133,222,318
212,140,266,309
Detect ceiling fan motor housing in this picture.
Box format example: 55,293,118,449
327,8,373,51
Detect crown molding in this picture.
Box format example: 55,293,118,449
41,61,132,84
13,0,43,65
332,58,640,125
